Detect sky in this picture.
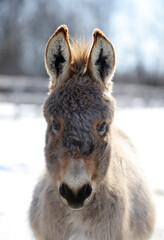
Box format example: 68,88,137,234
110,0,164,75
0,0,164,79
58,0,164,75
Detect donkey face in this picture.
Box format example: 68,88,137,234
44,25,116,209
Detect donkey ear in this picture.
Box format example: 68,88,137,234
45,25,71,89
88,29,116,88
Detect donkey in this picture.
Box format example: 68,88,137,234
29,25,155,240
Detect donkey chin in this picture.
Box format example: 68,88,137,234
57,159,96,210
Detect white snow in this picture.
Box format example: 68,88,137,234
0,103,164,239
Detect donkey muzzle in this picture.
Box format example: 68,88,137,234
58,159,93,209
59,182,92,209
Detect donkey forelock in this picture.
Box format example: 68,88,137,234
70,39,91,75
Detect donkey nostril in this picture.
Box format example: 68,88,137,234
78,184,92,200
59,183,65,198
59,183,71,200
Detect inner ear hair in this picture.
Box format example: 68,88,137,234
88,29,116,88
45,25,71,89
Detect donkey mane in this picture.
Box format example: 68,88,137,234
70,38,91,75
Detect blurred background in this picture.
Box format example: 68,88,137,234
0,0,164,239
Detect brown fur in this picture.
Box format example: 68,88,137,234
70,39,91,75
29,25,155,240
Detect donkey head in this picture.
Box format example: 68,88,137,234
44,25,116,209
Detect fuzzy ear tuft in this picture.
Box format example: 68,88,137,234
45,25,71,89
88,29,116,88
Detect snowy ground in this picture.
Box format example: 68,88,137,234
0,103,164,240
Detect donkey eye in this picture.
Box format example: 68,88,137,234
52,120,60,131
97,122,107,136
